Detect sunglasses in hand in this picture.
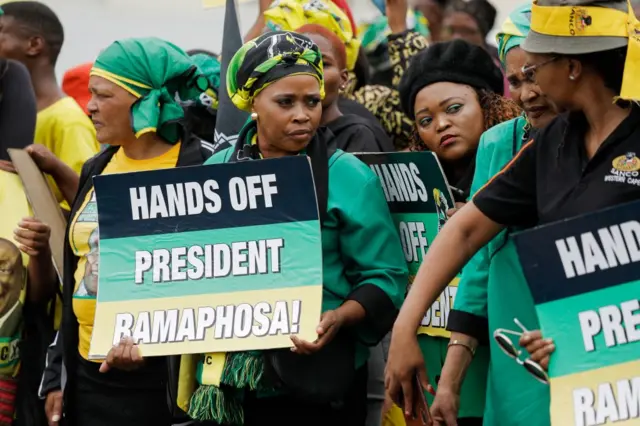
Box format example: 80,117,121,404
493,318,549,384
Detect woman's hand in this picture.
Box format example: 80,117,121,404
0,160,16,173
519,330,555,371
384,329,429,416
386,0,408,34
14,217,51,257
45,389,63,426
290,309,344,354
100,337,145,373
25,144,62,175
430,386,459,426
446,202,467,218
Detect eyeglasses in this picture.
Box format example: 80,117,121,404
521,57,558,82
493,318,549,384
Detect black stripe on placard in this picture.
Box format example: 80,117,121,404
356,152,449,214
93,156,319,240
513,199,640,305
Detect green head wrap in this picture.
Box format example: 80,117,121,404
190,53,221,113
91,37,209,143
496,3,532,65
227,31,324,112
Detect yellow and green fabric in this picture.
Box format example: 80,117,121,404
496,2,532,65
90,37,209,143
263,0,361,71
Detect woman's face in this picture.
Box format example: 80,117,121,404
253,74,323,155
414,81,484,163
505,47,556,129
523,52,574,112
87,76,137,145
305,33,347,109
441,12,485,47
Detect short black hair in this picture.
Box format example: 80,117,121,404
1,1,64,66
566,46,627,95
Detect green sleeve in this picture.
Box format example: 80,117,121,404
203,146,233,165
340,174,409,344
446,132,494,342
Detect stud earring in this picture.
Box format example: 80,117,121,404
251,112,258,120
569,75,575,80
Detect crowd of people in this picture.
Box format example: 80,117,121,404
0,0,639,425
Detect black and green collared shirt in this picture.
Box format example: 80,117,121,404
474,105,640,227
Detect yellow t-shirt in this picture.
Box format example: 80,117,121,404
35,97,100,209
0,171,30,376
71,143,181,361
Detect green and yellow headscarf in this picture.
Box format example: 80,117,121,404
496,3,532,65
263,0,361,71
91,37,209,143
191,53,221,113
227,30,325,112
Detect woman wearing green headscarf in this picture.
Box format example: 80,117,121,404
410,4,556,425
188,30,406,426
56,36,212,426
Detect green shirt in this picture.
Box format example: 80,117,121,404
456,117,551,426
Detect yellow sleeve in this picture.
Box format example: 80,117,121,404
49,121,99,175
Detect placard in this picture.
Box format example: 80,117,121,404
356,152,458,338
89,156,323,359
514,200,640,426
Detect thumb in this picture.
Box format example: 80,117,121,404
51,396,62,424
99,360,110,373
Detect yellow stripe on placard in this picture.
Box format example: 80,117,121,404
417,277,460,338
88,284,323,359
549,359,640,425
202,0,254,9
530,3,628,37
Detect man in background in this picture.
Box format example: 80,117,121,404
0,1,98,208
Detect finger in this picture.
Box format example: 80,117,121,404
17,243,38,257
14,235,46,252
523,336,548,355
446,208,457,218
401,377,414,417
121,339,134,367
14,227,38,241
290,335,317,355
99,360,110,373
519,330,542,346
418,366,430,390
51,395,62,425
531,343,555,364
130,345,143,363
316,313,336,336
19,218,49,233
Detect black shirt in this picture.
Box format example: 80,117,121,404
325,113,394,153
474,105,640,227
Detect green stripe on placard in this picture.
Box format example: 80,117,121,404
536,279,640,378
98,220,321,302
392,212,439,275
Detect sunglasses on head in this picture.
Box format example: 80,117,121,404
493,318,549,385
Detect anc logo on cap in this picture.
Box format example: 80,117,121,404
612,152,640,172
569,7,592,35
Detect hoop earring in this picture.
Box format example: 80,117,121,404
251,112,258,120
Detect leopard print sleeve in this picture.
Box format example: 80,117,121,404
387,30,429,88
